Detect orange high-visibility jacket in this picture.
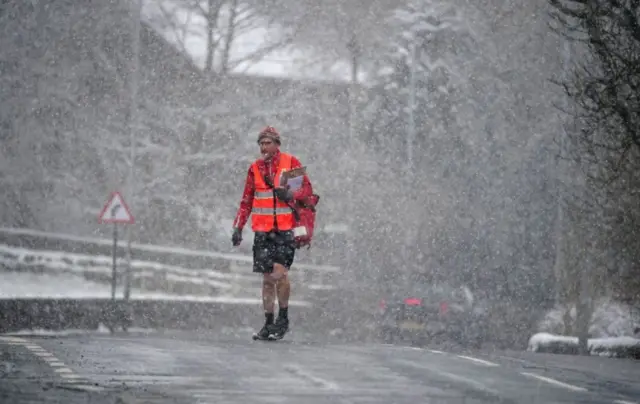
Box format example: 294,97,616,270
250,152,295,232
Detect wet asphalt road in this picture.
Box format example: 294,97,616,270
1,329,639,404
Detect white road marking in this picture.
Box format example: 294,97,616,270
614,400,638,404
396,359,500,396
520,372,588,392
60,382,105,392
380,344,445,355
456,355,499,367
494,354,530,364
32,351,54,357
60,373,85,379
0,337,103,391
72,385,105,392
0,336,27,343
284,365,340,390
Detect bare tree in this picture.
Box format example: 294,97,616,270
146,0,295,74
549,0,640,347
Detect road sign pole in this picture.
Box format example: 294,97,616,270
99,191,135,302
111,222,118,301
99,191,135,334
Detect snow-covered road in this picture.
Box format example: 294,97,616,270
1,330,639,404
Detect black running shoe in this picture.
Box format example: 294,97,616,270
268,316,289,340
252,323,272,340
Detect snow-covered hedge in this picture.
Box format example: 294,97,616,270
529,298,640,358
538,298,639,338
528,332,640,359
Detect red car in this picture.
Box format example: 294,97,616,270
375,283,484,348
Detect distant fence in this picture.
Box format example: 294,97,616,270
0,227,340,288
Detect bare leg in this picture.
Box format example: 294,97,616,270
270,263,290,308
276,276,290,309
262,274,276,314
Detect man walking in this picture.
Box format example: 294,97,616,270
231,126,313,340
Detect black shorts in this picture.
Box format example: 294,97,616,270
252,230,296,273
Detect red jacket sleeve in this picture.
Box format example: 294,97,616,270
232,166,254,230
289,156,313,201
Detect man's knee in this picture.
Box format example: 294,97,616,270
276,275,289,289
270,263,288,281
263,274,276,286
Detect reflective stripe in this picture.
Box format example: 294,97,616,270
252,207,292,215
254,191,273,199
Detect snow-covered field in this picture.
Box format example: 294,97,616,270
0,270,311,306
0,243,242,291
0,242,334,290
0,227,340,272
0,243,315,306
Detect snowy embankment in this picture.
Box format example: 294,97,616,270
0,270,310,306
528,300,640,359
0,244,313,306
528,333,640,358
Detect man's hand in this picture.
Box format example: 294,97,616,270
274,186,293,202
231,227,242,246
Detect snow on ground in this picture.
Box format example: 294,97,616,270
0,227,340,272
0,270,311,306
0,243,241,288
0,243,253,298
529,298,640,358
537,298,640,338
0,242,334,297
1,322,157,337
528,332,640,358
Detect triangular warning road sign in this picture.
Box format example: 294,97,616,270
98,192,134,224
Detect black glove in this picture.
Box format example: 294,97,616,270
274,187,293,202
231,227,242,246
